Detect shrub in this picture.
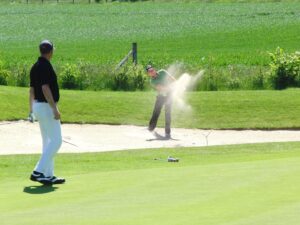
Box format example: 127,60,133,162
129,65,148,90
197,72,219,91
60,64,80,89
76,61,92,90
226,77,241,90
250,70,265,90
197,68,230,91
15,65,29,87
90,66,115,91
268,47,300,90
112,65,147,91
0,60,10,86
196,64,270,91
0,70,9,86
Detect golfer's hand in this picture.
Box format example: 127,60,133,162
28,112,35,123
53,108,61,120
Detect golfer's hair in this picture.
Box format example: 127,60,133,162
40,46,53,55
39,41,53,55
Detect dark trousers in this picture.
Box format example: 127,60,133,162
148,94,172,135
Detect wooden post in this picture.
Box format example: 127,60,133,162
132,43,137,65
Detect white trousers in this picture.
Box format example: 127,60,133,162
33,102,62,177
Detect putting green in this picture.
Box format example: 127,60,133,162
1,142,300,225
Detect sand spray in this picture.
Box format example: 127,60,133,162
167,64,204,113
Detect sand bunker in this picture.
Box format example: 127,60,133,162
1,120,300,155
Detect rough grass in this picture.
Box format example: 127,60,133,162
1,86,300,129
1,142,300,225
0,2,299,68
1,2,300,91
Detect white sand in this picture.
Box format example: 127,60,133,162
1,120,300,155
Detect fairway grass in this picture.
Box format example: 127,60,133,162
1,86,300,129
1,142,300,225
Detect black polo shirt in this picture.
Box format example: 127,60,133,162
30,57,59,102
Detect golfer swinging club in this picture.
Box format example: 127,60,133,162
146,65,176,139
29,40,65,185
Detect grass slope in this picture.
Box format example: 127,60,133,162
0,2,299,67
1,142,300,224
1,86,300,129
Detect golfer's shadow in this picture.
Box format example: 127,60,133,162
23,185,58,194
146,132,180,142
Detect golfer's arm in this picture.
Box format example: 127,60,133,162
155,85,165,92
168,74,176,82
29,87,35,113
42,84,57,110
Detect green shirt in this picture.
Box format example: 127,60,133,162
150,69,169,87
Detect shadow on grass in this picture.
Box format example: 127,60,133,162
23,185,58,194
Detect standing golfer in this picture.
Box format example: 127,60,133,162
146,65,176,139
29,40,65,185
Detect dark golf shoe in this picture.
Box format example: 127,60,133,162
165,134,171,139
50,176,66,184
30,171,52,185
